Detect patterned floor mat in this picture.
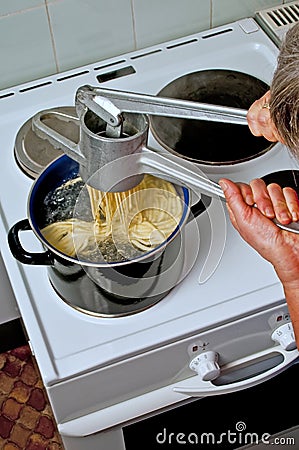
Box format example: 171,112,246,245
0,345,64,449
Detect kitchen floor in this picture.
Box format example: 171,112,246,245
0,343,64,449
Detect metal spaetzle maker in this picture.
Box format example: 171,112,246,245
31,85,248,199
31,85,299,234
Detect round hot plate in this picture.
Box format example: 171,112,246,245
14,106,79,178
262,169,299,188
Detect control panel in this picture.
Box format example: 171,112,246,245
269,310,296,351
186,306,297,384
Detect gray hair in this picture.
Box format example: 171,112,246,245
270,23,299,157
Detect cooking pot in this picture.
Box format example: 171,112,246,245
8,155,208,317
150,69,273,166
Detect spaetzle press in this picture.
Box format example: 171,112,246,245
32,85,248,199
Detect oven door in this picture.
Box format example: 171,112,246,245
123,360,299,450
56,305,299,450
58,356,299,450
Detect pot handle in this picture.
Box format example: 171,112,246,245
8,219,54,266
189,194,211,222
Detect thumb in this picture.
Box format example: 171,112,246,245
219,178,244,208
219,178,253,232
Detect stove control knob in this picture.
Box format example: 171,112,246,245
189,351,220,381
271,322,297,351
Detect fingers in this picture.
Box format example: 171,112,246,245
219,179,299,285
283,187,299,222
220,177,299,226
249,179,275,219
247,91,282,143
247,179,299,224
236,182,254,206
252,181,299,224
267,183,299,224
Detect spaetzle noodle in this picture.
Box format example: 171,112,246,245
41,174,183,262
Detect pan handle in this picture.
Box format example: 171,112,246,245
8,219,54,266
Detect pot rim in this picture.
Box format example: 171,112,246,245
27,154,191,267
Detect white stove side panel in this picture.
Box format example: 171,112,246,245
0,252,20,323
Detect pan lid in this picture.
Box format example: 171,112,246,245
14,106,79,178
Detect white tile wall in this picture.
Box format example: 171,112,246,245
132,0,210,48
0,6,56,89
47,0,135,73
212,0,282,27
0,0,293,90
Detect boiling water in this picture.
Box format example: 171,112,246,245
41,175,182,264
42,177,90,225
41,177,142,262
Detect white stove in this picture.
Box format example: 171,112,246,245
1,18,299,450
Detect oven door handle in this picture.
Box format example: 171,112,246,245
174,346,298,396
58,346,298,438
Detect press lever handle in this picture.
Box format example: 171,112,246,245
75,85,248,126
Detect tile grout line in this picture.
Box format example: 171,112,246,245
130,0,138,51
45,0,60,73
0,5,44,20
210,0,213,29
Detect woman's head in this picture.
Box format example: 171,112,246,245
270,23,299,157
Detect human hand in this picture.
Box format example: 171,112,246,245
219,178,299,286
247,90,283,143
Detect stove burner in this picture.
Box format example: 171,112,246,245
45,197,209,318
14,106,79,178
150,69,272,165
262,169,299,190
46,197,209,319
50,277,166,318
